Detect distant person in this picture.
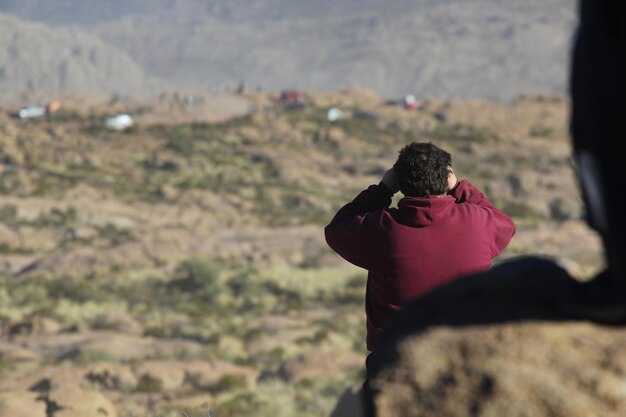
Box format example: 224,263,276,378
236,80,246,95
324,142,516,352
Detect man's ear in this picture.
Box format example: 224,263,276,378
447,166,458,191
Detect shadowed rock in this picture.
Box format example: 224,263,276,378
364,258,626,417
0,391,46,417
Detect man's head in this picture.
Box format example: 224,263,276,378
393,142,452,197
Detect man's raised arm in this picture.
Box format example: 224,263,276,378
449,179,516,256
324,169,398,269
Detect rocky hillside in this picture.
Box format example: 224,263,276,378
0,0,577,100
0,90,604,416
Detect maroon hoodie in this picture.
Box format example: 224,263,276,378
325,180,515,351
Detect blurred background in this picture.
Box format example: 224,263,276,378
1,0,576,100
0,1,604,417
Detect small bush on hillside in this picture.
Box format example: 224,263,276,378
530,127,554,137
211,374,249,394
0,204,18,225
73,348,116,365
32,207,78,227
169,259,221,293
95,224,135,246
0,243,34,254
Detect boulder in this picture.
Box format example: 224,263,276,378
364,257,626,417
0,391,46,417
48,385,117,417
280,350,364,383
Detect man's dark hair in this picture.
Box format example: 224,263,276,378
393,142,452,197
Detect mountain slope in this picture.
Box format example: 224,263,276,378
0,13,154,96
0,0,577,100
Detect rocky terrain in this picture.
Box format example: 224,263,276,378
0,89,604,416
0,0,577,100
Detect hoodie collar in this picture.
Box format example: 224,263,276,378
397,195,455,227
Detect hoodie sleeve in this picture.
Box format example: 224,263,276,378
450,180,516,257
324,183,394,270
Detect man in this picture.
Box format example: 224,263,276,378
324,142,516,352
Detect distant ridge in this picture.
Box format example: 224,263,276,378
0,13,154,96
0,0,577,101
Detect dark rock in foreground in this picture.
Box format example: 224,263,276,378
366,258,626,417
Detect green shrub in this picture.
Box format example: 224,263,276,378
96,224,135,246
169,259,221,293
136,375,163,393
0,243,34,254
73,349,116,365
46,277,112,304
211,374,248,394
0,204,17,224
214,392,268,417
529,127,554,137
32,207,78,227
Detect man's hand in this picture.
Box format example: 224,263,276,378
381,168,400,194
447,167,458,191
